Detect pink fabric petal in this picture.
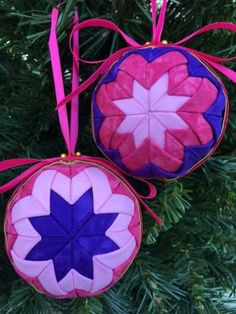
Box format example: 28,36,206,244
119,54,148,88
165,131,184,161
147,51,187,87
99,116,124,148
150,142,183,172
168,64,188,89
96,85,124,116
178,78,218,113
106,71,134,99
178,112,213,144
171,128,200,146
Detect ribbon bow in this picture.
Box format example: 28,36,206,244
0,7,163,226
57,0,236,109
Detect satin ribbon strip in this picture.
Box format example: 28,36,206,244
57,0,236,109
49,8,80,156
0,6,162,226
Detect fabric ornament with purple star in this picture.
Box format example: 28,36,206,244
92,47,229,180
5,162,141,298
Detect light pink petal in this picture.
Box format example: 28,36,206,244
96,194,134,215
155,112,188,129
32,170,57,211
150,115,166,149
106,214,132,232
73,270,93,292
38,261,67,296
13,235,41,259
51,173,71,203
11,250,50,277
12,196,49,224
153,94,190,112
14,219,41,237
84,167,112,212
150,73,169,108
95,236,136,269
58,269,93,293
71,171,92,203
106,229,132,247
58,269,74,292
132,117,149,148
114,97,146,115
117,115,145,143
133,81,149,110
91,258,113,293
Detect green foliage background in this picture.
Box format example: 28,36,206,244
0,0,236,313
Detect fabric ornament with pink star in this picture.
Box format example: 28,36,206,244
58,0,235,180
2,7,163,299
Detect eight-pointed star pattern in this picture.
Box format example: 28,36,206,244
26,188,119,282
8,165,139,297
114,74,191,150
94,49,221,175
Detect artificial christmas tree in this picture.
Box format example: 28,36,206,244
0,0,236,313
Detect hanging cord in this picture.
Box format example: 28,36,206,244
0,6,163,225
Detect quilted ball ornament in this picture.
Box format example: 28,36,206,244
5,161,141,298
92,47,229,180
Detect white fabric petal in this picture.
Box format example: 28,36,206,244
95,236,136,269
11,250,50,277
133,80,149,110
14,218,41,237
38,261,67,296
51,173,71,203
132,116,149,148
11,196,49,224
13,235,41,259
155,112,188,129
84,167,112,212
153,94,190,112
71,171,92,203
96,194,134,215
149,115,166,149
58,269,93,293
90,258,113,293
150,73,169,108
114,97,146,115
32,170,57,212
106,229,132,247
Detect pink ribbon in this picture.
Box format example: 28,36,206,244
57,0,236,109
0,6,163,226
